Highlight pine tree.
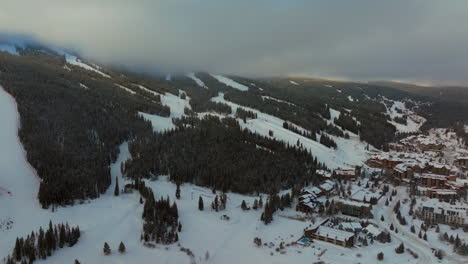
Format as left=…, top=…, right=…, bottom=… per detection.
left=377, top=252, right=384, bottom=261
left=423, top=233, right=427, bottom=241
left=198, top=196, right=204, bottom=211
left=74, top=260, right=81, bottom=264
left=253, top=199, right=258, bottom=210
left=175, top=183, right=181, bottom=199
left=103, top=242, right=111, bottom=255
left=14, top=237, right=22, bottom=261
left=259, top=196, right=263, bottom=208
left=410, top=225, right=415, bottom=233
left=241, top=200, right=248, bottom=210
left=395, top=242, right=404, bottom=254
left=114, top=177, right=120, bottom=196
left=381, top=215, right=384, bottom=221
left=118, top=241, right=126, bottom=254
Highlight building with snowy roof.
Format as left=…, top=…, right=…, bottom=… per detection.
left=304, top=225, right=355, bottom=247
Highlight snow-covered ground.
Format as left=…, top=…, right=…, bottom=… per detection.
left=211, top=93, right=370, bottom=169
left=210, top=74, right=249, bottom=91
left=139, top=89, right=191, bottom=132
left=3, top=84, right=468, bottom=264
left=384, top=99, right=426, bottom=133
left=260, top=95, right=296, bottom=106
left=187, top=73, right=208, bottom=89
left=115, top=83, right=137, bottom=95
left=289, top=80, right=300, bottom=86
left=51, top=48, right=110, bottom=78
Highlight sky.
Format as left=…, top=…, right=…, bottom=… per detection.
left=1, top=0, right=468, bottom=86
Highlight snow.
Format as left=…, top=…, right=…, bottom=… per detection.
left=51, top=48, right=111, bottom=78
left=384, top=99, right=426, bottom=133
left=261, top=95, right=296, bottom=106
left=348, top=95, right=354, bottom=102
left=0, top=43, right=19, bottom=55
left=139, top=90, right=191, bottom=132
left=210, top=74, right=249, bottom=91
left=79, top=83, right=89, bottom=90
left=289, top=80, right=300, bottom=86
left=187, top=72, right=208, bottom=89
left=115, top=84, right=136, bottom=95
left=211, top=93, right=370, bottom=169
left=0, top=82, right=461, bottom=264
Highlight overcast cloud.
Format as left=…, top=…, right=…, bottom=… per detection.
left=1, top=0, right=467, bottom=85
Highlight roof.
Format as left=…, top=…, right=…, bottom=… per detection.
left=340, top=222, right=362, bottom=230
left=364, top=225, right=382, bottom=236
left=419, top=173, right=448, bottom=180
left=314, top=226, right=354, bottom=241
left=334, top=169, right=355, bottom=176
left=316, top=169, right=332, bottom=178
left=320, top=182, right=334, bottom=192
left=337, top=199, right=371, bottom=208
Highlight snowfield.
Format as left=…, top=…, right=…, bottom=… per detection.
left=51, top=48, right=111, bottom=78
left=210, top=74, right=249, bottom=91
left=187, top=73, right=208, bottom=89
left=139, top=89, right=191, bottom=132
left=1, top=85, right=465, bottom=264
left=211, top=93, right=370, bottom=169
left=384, top=99, right=426, bottom=133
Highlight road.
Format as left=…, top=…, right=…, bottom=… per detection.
left=374, top=187, right=468, bottom=264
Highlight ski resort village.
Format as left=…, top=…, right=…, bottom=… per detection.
left=1, top=41, right=468, bottom=264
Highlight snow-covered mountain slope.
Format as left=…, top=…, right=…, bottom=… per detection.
left=51, top=48, right=111, bottom=78
left=210, top=93, right=370, bottom=169
left=210, top=74, right=249, bottom=91
left=139, top=88, right=191, bottom=132
left=384, top=98, right=426, bottom=133
left=187, top=72, right=208, bottom=89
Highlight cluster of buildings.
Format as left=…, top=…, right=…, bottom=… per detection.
left=420, top=200, right=468, bottom=226
left=299, top=167, right=378, bottom=219
left=366, top=146, right=466, bottom=201
left=297, top=179, right=335, bottom=213
left=302, top=219, right=387, bottom=248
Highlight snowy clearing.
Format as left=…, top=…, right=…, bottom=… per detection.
left=289, top=80, right=300, bottom=86
left=115, top=84, right=137, bottom=95
left=385, top=99, right=426, bottom=133
left=212, top=93, right=370, bottom=169
left=210, top=74, right=249, bottom=91
left=187, top=72, right=208, bottom=89
left=51, top=48, right=110, bottom=78
left=139, top=90, right=191, bottom=132
left=261, top=95, right=296, bottom=106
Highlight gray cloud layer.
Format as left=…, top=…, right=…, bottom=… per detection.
left=1, top=0, right=467, bottom=85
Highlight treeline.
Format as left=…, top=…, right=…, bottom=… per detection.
left=320, top=134, right=337, bottom=149
left=236, top=107, right=257, bottom=121
left=283, top=121, right=317, bottom=141
left=4, top=221, right=80, bottom=264
left=124, top=115, right=325, bottom=194
left=142, top=194, right=180, bottom=244
left=0, top=52, right=160, bottom=207
left=261, top=192, right=292, bottom=224
left=225, top=90, right=329, bottom=136
left=123, top=178, right=180, bottom=245
left=334, top=113, right=359, bottom=134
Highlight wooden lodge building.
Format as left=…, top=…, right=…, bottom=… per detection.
left=336, top=199, right=371, bottom=218
left=304, top=225, right=355, bottom=247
